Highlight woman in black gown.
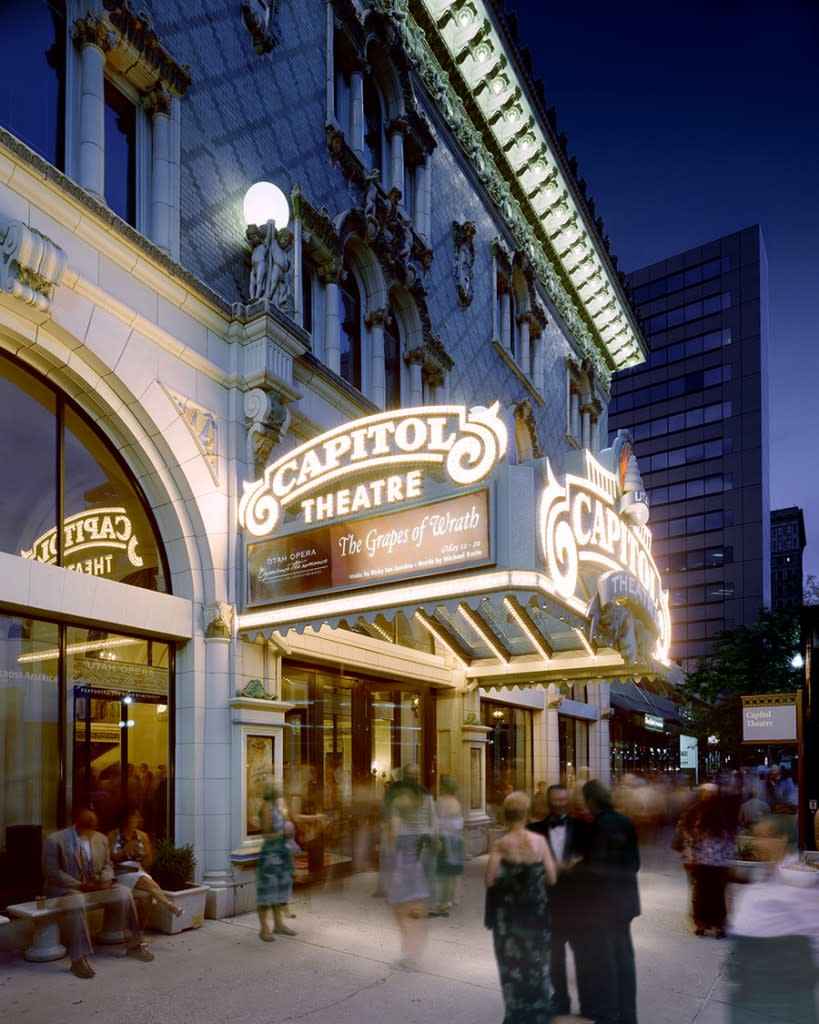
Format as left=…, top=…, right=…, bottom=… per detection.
left=485, top=791, right=558, bottom=1024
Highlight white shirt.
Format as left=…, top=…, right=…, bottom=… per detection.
left=549, top=821, right=568, bottom=864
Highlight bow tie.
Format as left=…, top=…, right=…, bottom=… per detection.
left=548, top=815, right=568, bottom=828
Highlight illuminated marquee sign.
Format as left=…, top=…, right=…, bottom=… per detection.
left=22, top=507, right=144, bottom=578
left=238, top=404, right=507, bottom=538
left=538, top=441, right=671, bottom=663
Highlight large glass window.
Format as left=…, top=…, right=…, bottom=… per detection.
left=1, top=352, right=167, bottom=592
left=339, top=272, right=362, bottom=391
left=482, top=701, right=532, bottom=818
left=104, top=78, right=138, bottom=226
left=384, top=315, right=402, bottom=410
left=0, top=614, right=172, bottom=901
left=0, top=0, right=66, bottom=169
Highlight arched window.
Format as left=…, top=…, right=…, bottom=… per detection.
left=0, top=0, right=66, bottom=169
left=384, top=315, right=402, bottom=410
left=0, top=350, right=168, bottom=592
left=340, top=271, right=362, bottom=391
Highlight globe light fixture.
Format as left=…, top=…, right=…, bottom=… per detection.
left=243, top=180, right=289, bottom=229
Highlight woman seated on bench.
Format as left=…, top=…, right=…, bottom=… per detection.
left=108, top=809, right=183, bottom=918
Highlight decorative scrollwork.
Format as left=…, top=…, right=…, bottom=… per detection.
left=0, top=220, right=66, bottom=313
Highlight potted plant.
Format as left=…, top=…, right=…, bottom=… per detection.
left=728, top=836, right=782, bottom=884
left=149, top=840, right=209, bottom=934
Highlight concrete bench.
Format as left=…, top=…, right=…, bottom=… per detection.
left=6, top=899, right=106, bottom=962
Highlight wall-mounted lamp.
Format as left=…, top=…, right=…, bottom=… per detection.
left=243, top=181, right=293, bottom=307
left=243, top=180, right=289, bottom=230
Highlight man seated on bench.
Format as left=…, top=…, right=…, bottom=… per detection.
left=43, top=808, right=156, bottom=979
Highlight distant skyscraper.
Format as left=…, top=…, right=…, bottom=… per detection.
left=610, top=226, right=770, bottom=671
left=770, top=507, right=806, bottom=613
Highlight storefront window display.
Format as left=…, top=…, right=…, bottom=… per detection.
left=0, top=614, right=172, bottom=903
left=482, top=700, right=532, bottom=820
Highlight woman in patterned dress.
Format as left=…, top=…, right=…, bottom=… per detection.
left=485, top=791, right=557, bottom=1024
left=256, top=784, right=296, bottom=942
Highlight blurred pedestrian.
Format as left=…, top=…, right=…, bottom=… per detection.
left=578, top=779, right=641, bottom=1024
left=485, top=791, right=557, bottom=1024
left=385, top=764, right=436, bottom=970
left=672, top=782, right=734, bottom=937
left=528, top=783, right=592, bottom=1019
left=430, top=775, right=464, bottom=916
left=256, top=783, right=296, bottom=942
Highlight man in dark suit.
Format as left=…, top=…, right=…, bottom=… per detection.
left=580, top=778, right=641, bottom=1024
left=43, top=808, right=155, bottom=979
left=528, top=783, right=591, bottom=1018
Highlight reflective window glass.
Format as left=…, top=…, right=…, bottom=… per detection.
left=63, top=407, right=166, bottom=591
left=684, top=266, right=702, bottom=287
left=686, top=479, right=704, bottom=498
left=686, top=408, right=704, bottom=429
left=685, top=336, right=703, bottom=357
left=705, top=511, right=724, bottom=531
left=104, top=78, right=137, bottom=226
left=667, top=272, right=684, bottom=292
left=0, top=355, right=57, bottom=561
left=0, top=0, right=65, bottom=168
left=668, top=413, right=686, bottom=434
left=0, top=615, right=60, bottom=841
left=667, top=306, right=684, bottom=328
left=340, top=271, right=362, bottom=390
left=702, top=294, right=722, bottom=316
left=684, top=301, right=702, bottom=322
left=384, top=314, right=402, bottom=410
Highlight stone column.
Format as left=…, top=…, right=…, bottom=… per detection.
left=581, top=406, right=592, bottom=448
left=350, top=61, right=366, bottom=156
left=366, top=307, right=388, bottom=408
left=74, top=16, right=111, bottom=202
left=591, top=414, right=600, bottom=453
left=199, top=603, right=235, bottom=903
left=531, top=332, right=544, bottom=393
left=461, top=723, right=492, bottom=857
left=422, top=154, right=432, bottom=240
left=406, top=348, right=425, bottom=407
left=499, top=290, right=511, bottom=350
left=320, top=261, right=343, bottom=375
left=144, top=87, right=173, bottom=254
left=517, top=313, right=530, bottom=375
left=544, top=684, right=563, bottom=783
left=570, top=391, right=580, bottom=439
left=388, top=118, right=406, bottom=199
left=585, top=682, right=611, bottom=783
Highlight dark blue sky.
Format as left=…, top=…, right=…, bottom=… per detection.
left=508, top=0, right=819, bottom=580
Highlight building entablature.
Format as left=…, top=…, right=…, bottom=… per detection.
left=373, top=0, right=645, bottom=387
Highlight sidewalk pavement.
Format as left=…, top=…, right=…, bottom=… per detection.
left=1, top=841, right=736, bottom=1024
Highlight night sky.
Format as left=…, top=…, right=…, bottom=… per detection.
left=507, top=1, right=819, bottom=580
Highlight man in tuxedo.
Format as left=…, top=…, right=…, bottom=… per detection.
left=43, top=808, right=155, bottom=979
left=580, top=779, right=641, bottom=1024
left=528, top=783, right=591, bottom=1017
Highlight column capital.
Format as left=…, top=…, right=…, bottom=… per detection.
left=364, top=306, right=390, bottom=329
left=316, top=258, right=343, bottom=285
left=72, top=15, right=113, bottom=53
left=142, top=85, right=172, bottom=118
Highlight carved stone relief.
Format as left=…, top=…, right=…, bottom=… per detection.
left=0, top=221, right=66, bottom=314
left=452, top=220, right=476, bottom=307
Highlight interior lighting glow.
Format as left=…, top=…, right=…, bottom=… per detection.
left=17, top=636, right=136, bottom=664
left=490, top=75, right=507, bottom=95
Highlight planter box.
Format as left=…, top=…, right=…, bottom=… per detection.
left=149, top=883, right=209, bottom=934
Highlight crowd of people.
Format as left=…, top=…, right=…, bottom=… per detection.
left=24, top=758, right=809, bottom=1024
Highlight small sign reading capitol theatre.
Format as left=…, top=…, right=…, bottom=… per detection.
left=239, top=405, right=507, bottom=604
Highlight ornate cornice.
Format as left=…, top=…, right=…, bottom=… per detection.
left=102, top=1, right=192, bottom=97
left=387, top=0, right=646, bottom=386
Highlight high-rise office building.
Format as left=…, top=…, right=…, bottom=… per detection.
left=771, top=507, right=806, bottom=613
left=609, top=227, right=770, bottom=670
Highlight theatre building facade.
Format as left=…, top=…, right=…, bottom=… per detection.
left=0, top=0, right=675, bottom=908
